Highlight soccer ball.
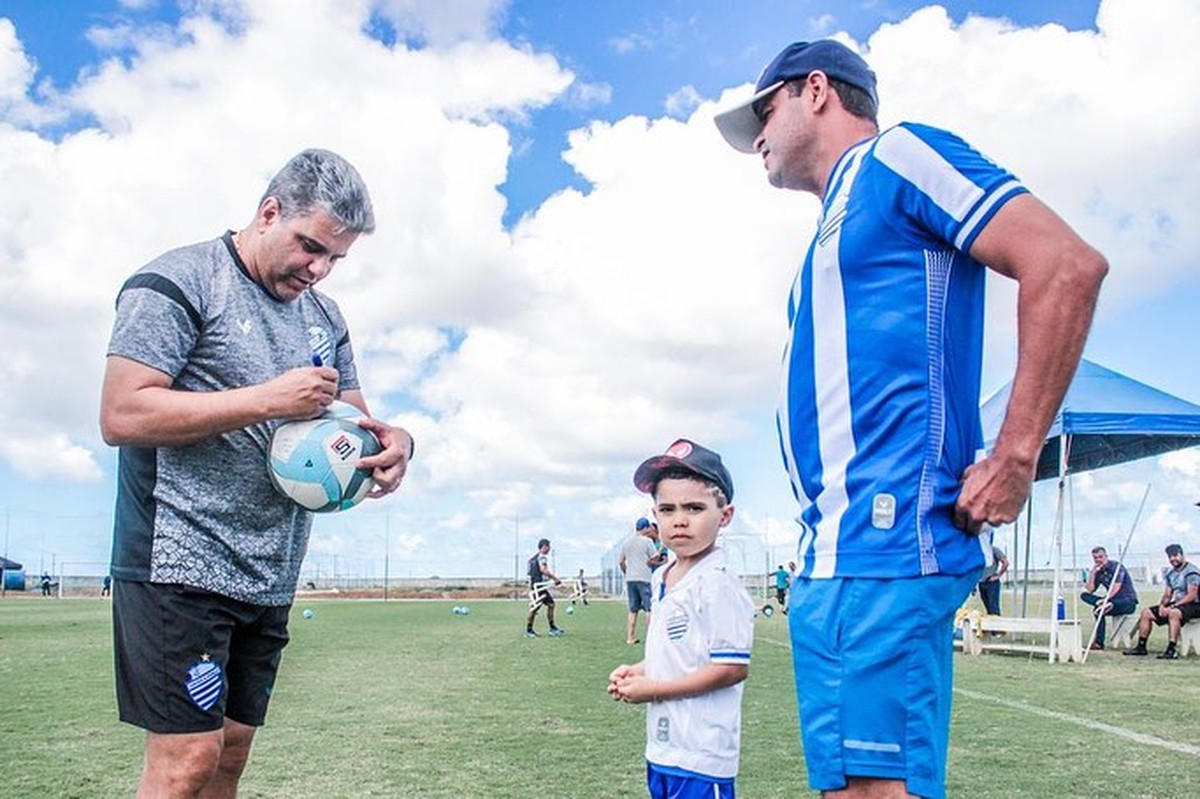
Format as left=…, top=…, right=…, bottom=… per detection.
left=268, top=414, right=381, bottom=512
left=452, top=606, right=463, bottom=615
left=460, top=606, right=470, bottom=616
left=565, top=605, right=575, bottom=615
left=302, top=608, right=315, bottom=619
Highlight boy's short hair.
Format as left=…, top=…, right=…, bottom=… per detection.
left=1165, top=543, right=1184, bottom=557
left=537, top=538, right=551, bottom=550
left=649, top=465, right=729, bottom=508
left=1091, top=546, right=1107, bottom=555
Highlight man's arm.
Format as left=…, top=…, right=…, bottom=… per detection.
left=994, top=552, right=1009, bottom=579
left=1178, top=580, right=1199, bottom=607
left=99, top=355, right=338, bottom=447
left=955, top=194, right=1108, bottom=532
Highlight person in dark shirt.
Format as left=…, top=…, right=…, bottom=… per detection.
left=1080, top=546, right=1138, bottom=649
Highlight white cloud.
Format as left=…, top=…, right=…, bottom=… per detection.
left=609, top=33, right=653, bottom=55
left=564, top=80, right=612, bottom=110
left=664, top=84, right=702, bottom=117
left=375, top=0, right=508, bottom=45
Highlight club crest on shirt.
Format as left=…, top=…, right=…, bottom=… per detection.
left=666, top=610, right=689, bottom=641
left=308, top=326, right=334, bottom=368
left=185, top=655, right=223, bottom=711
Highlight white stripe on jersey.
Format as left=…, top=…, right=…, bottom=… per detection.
left=806, top=146, right=869, bottom=579
left=874, top=126, right=983, bottom=227
left=957, top=178, right=1024, bottom=250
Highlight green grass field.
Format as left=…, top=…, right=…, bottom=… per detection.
left=1, top=594, right=1196, bottom=798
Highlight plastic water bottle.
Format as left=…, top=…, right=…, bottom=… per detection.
left=1056, top=597, right=1065, bottom=620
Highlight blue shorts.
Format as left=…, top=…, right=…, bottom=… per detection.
left=788, top=571, right=978, bottom=799
left=627, top=581, right=653, bottom=613
left=646, top=762, right=734, bottom=799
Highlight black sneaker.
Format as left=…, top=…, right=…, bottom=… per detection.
left=524, top=629, right=539, bottom=638
left=1157, top=648, right=1179, bottom=660
left=1123, top=647, right=1148, bottom=656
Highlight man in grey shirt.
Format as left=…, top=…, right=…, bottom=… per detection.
left=1124, top=543, right=1200, bottom=659
left=100, top=149, right=413, bottom=797
left=620, top=517, right=666, bottom=644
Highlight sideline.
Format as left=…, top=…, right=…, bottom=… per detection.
left=756, top=632, right=1200, bottom=758
left=953, top=687, right=1200, bottom=758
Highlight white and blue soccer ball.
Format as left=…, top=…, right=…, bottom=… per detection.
left=268, top=414, right=381, bottom=512
left=565, top=605, right=575, bottom=615
left=460, top=606, right=470, bottom=615
left=302, top=608, right=315, bottom=619
left=452, top=606, right=463, bottom=615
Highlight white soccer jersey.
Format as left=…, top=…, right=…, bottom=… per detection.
left=644, top=547, right=755, bottom=779
left=779, top=122, right=1027, bottom=581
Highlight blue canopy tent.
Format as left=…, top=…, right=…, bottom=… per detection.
left=981, top=360, right=1200, bottom=659
left=982, top=359, right=1200, bottom=481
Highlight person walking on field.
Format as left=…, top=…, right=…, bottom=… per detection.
left=715, top=38, right=1106, bottom=798
left=101, top=149, right=413, bottom=799
left=525, top=538, right=565, bottom=637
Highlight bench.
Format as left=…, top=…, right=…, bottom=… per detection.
left=1180, top=619, right=1200, bottom=656
left=1106, top=613, right=1200, bottom=655
left=957, top=614, right=1083, bottom=663
left=1106, top=613, right=1138, bottom=649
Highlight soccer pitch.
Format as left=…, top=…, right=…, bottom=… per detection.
left=1, top=596, right=1195, bottom=798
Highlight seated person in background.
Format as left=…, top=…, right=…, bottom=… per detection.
left=1124, top=544, right=1200, bottom=659
left=1080, top=545, right=1137, bottom=650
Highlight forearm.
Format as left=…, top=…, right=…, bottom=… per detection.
left=993, top=258, right=1106, bottom=466
left=101, top=383, right=280, bottom=447
left=649, top=664, right=748, bottom=702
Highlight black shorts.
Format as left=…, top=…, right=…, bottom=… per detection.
left=531, top=587, right=555, bottom=608
left=113, top=580, right=291, bottom=734
left=1150, top=602, right=1200, bottom=624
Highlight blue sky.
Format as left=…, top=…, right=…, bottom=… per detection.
left=1, top=0, right=1197, bottom=581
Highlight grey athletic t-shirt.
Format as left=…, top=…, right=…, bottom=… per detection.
left=107, top=233, right=360, bottom=605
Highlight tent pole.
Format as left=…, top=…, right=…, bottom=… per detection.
left=1049, top=434, right=1069, bottom=663
left=1021, top=493, right=1032, bottom=618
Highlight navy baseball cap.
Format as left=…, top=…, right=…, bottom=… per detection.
left=635, top=517, right=652, bottom=530
left=714, top=39, right=877, bottom=153
left=634, top=439, right=734, bottom=502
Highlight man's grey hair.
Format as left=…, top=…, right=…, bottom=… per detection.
left=261, top=148, right=375, bottom=234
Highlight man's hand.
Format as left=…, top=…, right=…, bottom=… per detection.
left=954, top=450, right=1037, bottom=535
left=355, top=417, right=414, bottom=497
left=263, top=365, right=339, bottom=420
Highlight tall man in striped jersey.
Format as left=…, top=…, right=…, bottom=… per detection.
left=715, top=41, right=1106, bottom=799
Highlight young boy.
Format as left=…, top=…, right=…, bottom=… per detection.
left=608, top=438, right=755, bottom=798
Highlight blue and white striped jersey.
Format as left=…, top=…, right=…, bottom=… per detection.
left=779, top=123, right=1027, bottom=580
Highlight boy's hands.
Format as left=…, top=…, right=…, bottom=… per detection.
left=608, top=663, right=653, bottom=703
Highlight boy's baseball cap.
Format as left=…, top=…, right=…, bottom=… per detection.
left=635, top=517, right=652, bottom=530
left=634, top=439, right=734, bottom=502
left=714, top=39, right=877, bottom=153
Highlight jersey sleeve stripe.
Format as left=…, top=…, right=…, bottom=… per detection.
left=118, top=273, right=202, bottom=333
left=953, top=179, right=1028, bottom=252
left=874, top=126, right=984, bottom=223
